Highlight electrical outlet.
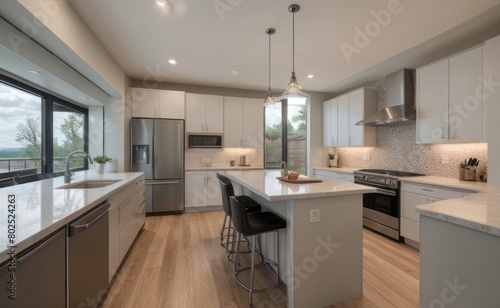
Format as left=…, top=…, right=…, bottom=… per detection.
left=441, top=154, right=449, bottom=164
left=310, top=209, right=320, bottom=223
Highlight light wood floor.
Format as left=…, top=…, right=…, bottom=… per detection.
left=102, top=211, right=419, bottom=308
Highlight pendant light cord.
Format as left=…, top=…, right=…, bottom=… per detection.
left=292, top=10, right=295, bottom=73
left=269, top=31, right=272, bottom=92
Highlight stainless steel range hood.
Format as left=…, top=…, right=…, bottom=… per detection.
left=356, top=69, right=416, bottom=126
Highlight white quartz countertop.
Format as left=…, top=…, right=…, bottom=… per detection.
left=0, top=171, right=144, bottom=263
left=400, top=175, right=488, bottom=192
left=417, top=187, right=500, bottom=237
left=225, top=170, right=376, bottom=202
left=185, top=166, right=264, bottom=171
left=312, top=167, right=360, bottom=174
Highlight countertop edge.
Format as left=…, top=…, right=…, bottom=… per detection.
left=185, top=166, right=264, bottom=171
left=312, top=167, right=360, bottom=174
left=400, top=175, right=488, bottom=192
left=0, top=171, right=145, bottom=263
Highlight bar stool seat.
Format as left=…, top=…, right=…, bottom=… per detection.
left=230, top=196, right=286, bottom=305
left=216, top=173, right=261, bottom=261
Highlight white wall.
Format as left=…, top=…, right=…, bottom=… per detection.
left=485, top=35, right=500, bottom=186
left=3, top=0, right=128, bottom=171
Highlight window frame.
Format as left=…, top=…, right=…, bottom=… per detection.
left=0, top=73, right=89, bottom=179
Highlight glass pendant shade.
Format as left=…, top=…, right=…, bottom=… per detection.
left=263, top=91, right=276, bottom=107
left=263, top=28, right=276, bottom=106
left=281, top=4, right=308, bottom=100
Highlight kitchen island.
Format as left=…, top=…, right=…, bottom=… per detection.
left=225, top=170, right=376, bottom=308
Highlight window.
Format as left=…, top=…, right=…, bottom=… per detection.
left=0, top=74, right=89, bottom=180
left=265, top=97, right=308, bottom=174
left=0, top=82, right=42, bottom=176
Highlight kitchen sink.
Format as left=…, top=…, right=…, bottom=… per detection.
left=57, top=180, right=121, bottom=189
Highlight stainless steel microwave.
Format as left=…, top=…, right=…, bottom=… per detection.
left=188, top=133, right=223, bottom=148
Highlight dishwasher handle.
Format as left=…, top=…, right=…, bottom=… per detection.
left=69, top=200, right=110, bottom=237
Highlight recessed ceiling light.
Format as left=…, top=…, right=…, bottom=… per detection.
left=82, top=96, right=90, bottom=100
left=231, top=70, right=239, bottom=76
left=26, top=69, right=40, bottom=74
left=155, top=0, right=173, bottom=13
left=155, top=0, right=166, bottom=6
left=307, top=74, right=314, bottom=79
left=168, top=59, right=177, bottom=65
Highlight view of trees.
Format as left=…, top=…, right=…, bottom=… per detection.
left=265, top=103, right=307, bottom=168
left=2, top=113, right=85, bottom=171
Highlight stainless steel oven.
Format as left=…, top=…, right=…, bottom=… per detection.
left=354, top=169, right=424, bottom=241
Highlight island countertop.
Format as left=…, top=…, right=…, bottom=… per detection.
left=0, top=171, right=144, bottom=263
left=225, top=170, right=376, bottom=202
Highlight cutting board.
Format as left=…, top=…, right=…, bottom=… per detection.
left=276, top=176, right=323, bottom=184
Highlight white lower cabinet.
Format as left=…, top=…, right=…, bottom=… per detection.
left=185, top=170, right=223, bottom=207
left=312, top=169, right=354, bottom=183
left=108, top=206, right=120, bottom=282
left=108, top=177, right=145, bottom=281
left=400, top=182, right=473, bottom=245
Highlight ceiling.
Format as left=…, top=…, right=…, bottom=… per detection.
left=69, top=0, right=500, bottom=94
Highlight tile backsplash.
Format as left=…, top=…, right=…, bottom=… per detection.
left=185, top=148, right=263, bottom=168
left=327, top=82, right=488, bottom=179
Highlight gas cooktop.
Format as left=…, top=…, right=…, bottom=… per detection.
left=356, top=169, right=425, bottom=177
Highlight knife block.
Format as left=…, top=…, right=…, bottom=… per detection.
left=459, top=166, right=476, bottom=181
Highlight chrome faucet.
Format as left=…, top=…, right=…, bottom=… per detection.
left=65, top=150, right=93, bottom=183
left=281, top=160, right=288, bottom=177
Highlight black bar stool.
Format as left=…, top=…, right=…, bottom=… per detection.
left=230, top=196, right=286, bottom=305
left=216, top=173, right=261, bottom=261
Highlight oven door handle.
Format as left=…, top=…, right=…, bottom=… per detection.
left=376, top=188, right=397, bottom=197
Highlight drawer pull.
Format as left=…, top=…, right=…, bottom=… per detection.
left=422, top=188, right=434, bottom=192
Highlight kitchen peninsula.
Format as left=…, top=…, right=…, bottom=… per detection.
left=225, top=170, right=376, bottom=308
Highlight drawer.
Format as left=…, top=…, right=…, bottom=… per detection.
left=313, top=169, right=336, bottom=180
left=337, top=173, right=354, bottom=183
left=401, top=217, right=420, bottom=243
left=401, top=182, right=473, bottom=200
left=400, top=191, right=442, bottom=222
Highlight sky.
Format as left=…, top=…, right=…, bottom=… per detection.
left=0, top=82, right=70, bottom=150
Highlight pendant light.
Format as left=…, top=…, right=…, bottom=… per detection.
left=263, top=28, right=276, bottom=107
left=281, top=4, right=308, bottom=99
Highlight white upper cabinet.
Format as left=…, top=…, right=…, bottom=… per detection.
left=348, top=88, right=376, bottom=147
left=224, top=97, right=263, bottom=148
left=417, top=45, right=484, bottom=143
left=131, top=88, right=185, bottom=119
left=159, top=90, right=186, bottom=119
left=323, top=98, right=338, bottom=147
left=243, top=98, right=264, bottom=148
left=186, top=93, right=224, bottom=133
left=324, top=88, right=376, bottom=147
left=131, top=88, right=159, bottom=118
left=337, top=94, right=349, bottom=146
left=224, top=97, right=244, bottom=147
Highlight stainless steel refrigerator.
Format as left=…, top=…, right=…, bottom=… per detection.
left=131, top=118, right=184, bottom=214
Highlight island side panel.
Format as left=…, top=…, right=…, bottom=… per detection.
left=289, top=195, right=363, bottom=307
left=420, top=215, right=500, bottom=307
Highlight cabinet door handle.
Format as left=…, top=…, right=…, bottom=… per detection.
left=201, top=123, right=204, bottom=131
left=450, top=128, right=454, bottom=139
left=422, top=188, right=434, bottom=192
left=442, top=126, right=445, bottom=139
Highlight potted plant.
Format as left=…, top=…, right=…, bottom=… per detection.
left=93, top=155, right=111, bottom=174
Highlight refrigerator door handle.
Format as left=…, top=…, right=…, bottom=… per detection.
left=146, top=180, right=181, bottom=185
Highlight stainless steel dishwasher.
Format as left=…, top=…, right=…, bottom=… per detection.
left=68, top=199, right=110, bottom=308
left=0, top=228, right=66, bottom=308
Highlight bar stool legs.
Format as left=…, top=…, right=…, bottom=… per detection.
left=234, top=231, right=281, bottom=305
